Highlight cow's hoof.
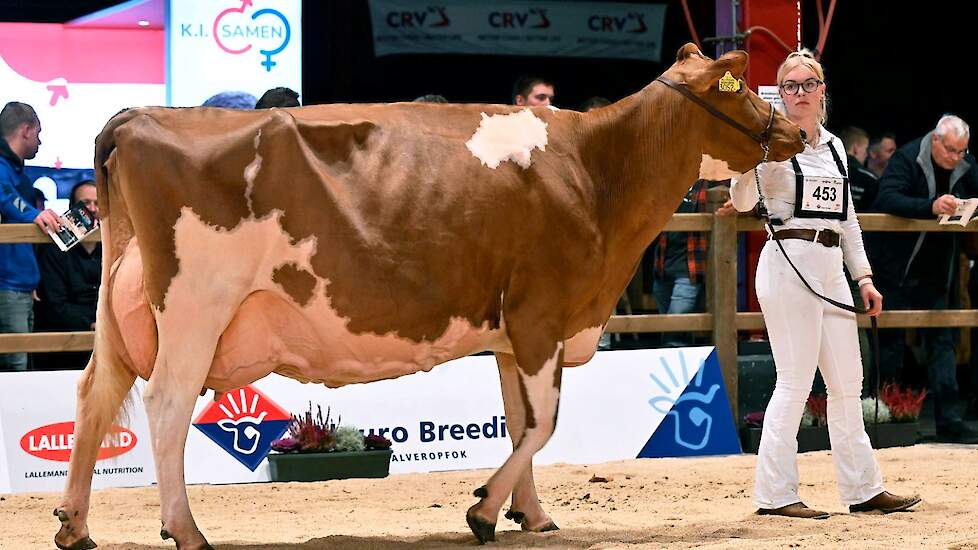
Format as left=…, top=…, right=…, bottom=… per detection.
left=55, top=537, right=97, bottom=550
left=54, top=508, right=97, bottom=550
left=531, top=521, right=559, bottom=532
left=160, top=525, right=214, bottom=549
left=504, top=509, right=525, bottom=524
left=466, top=504, right=496, bottom=544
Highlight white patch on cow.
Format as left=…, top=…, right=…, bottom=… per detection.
left=465, top=109, right=548, bottom=170
left=243, top=129, right=263, bottom=214
left=162, top=207, right=513, bottom=390
left=518, top=342, right=563, bottom=427
left=699, top=153, right=740, bottom=181
left=547, top=105, right=560, bottom=112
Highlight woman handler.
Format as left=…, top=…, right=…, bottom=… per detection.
left=730, top=50, right=920, bottom=519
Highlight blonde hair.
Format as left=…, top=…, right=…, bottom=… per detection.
left=777, top=49, right=829, bottom=125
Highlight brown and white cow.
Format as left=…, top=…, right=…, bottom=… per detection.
left=54, top=44, right=803, bottom=549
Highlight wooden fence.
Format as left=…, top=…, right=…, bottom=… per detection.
left=3, top=207, right=978, bottom=421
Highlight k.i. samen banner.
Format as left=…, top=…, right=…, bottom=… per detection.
left=368, top=0, right=667, bottom=62
left=0, top=348, right=740, bottom=493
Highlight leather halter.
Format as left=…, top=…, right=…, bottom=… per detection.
left=655, top=75, right=776, bottom=151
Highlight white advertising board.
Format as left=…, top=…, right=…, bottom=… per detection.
left=1, top=347, right=735, bottom=494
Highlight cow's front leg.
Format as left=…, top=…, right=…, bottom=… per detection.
left=144, top=328, right=220, bottom=550
left=495, top=352, right=558, bottom=533
left=468, top=341, right=564, bottom=544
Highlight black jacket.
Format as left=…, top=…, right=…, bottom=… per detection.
left=847, top=154, right=879, bottom=212
left=869, top=132, right=978, bottom=286
left=35, top=243, right=101, bottom=331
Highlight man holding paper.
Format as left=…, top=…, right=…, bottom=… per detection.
left=869, top=114, right=978, bottom=442
left=0, top=101, right=62, bottom=371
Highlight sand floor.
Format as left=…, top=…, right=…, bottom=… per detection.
left=3, top=444, right=977, bottom=549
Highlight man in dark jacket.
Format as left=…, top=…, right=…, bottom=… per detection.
left=839, top=126, right=879, bottom=211
left=870, top=114, right=978, bottom=443
left=0, top=102, right=62, bottom=371
left=34, top=181, right=101, bottom=370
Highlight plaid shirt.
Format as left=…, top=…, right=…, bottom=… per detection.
left=653, top=180, right=709, bottom=284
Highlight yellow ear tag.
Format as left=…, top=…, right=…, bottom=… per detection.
left=718, top=71, right=741, bottom=93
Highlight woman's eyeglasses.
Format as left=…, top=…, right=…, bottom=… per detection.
left=779, top=78, right=822, bottom=96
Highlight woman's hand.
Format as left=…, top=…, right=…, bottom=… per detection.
left=860, top=282, right=883, bottom=316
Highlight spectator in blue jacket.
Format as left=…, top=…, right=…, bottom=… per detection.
left=0, top=102, right=62, bottom=371
left=869, top=114, right=978, bottom=443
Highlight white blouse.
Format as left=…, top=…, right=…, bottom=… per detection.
left=730, top=125, right=872, bottom=279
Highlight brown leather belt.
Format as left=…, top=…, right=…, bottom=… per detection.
left=772, top=228, right=840, bottom=248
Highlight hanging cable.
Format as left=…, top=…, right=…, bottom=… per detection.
left=744, top=25, right=795, bottom=56
left=680, top=0, right=703, bottom=51
left=813, top=0, right=837, bottom=60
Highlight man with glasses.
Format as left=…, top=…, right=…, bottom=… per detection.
left=869, top=114, right=978, bottom=443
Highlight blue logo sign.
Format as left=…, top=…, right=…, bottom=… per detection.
left=638, top=349, right=741, bottom=457
left=192, top=386, right=290, bottom=471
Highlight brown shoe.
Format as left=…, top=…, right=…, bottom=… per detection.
left=849, top=491, right=921, bottom=514
left=756, top=502, right=830, bottom=519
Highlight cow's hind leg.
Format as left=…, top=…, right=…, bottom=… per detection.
left=55, top=342, right=136, bottom=549
left=468, top=340, right=564, bottom=543
left=495, top=352, right=558, bottom=533
left=144, top=326, right=222, bottom=550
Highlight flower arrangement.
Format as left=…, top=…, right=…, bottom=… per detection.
left=270, top=402, right=392, bottom=454
left=862, top=397, right=891, bottom=424
left=879, top=383, right=927, bottom=423
left=802, top=394, right=828, bottom=427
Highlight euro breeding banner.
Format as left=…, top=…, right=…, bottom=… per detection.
left=369, top=0, right=666, bottom=62
left=0, top=348, right=739, bottom=493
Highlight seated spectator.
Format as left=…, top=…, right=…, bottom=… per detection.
left=512, top=75, right=555, bottom=107
left=867, top=132, right=897, bottom=178
left=33, top=181, right=101, bottom=370
left=839, top=126, right=879, bottom=211
left=202, top=91, right=257, bottom=109
left=580, top=96, right=611, bottom=111
left=255, top=87, right=301, bottom=109
left=869, top=114, right=978, bottom=443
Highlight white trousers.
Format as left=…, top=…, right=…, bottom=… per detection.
left=753, top=239, right=884, bottom=509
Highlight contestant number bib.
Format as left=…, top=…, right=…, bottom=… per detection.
left=801, top=176, right=846, bottom=215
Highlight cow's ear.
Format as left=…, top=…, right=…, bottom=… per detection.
left=676, top=42, right=705, bottom=62
left=686, top=50, right=748, bottom=94
left=713, top=50, right=748, bottom=78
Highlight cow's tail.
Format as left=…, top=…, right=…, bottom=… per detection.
left=82, top=108, right=143, bottom=428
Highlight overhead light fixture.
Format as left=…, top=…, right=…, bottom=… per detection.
left=137, top=20, right=151, bottom=27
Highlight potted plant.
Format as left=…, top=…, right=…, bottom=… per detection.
left=864, top=383, right=925, bottom=449
left=740, top=385, right=925, bottom=454
left=266, top=402, right=393, bottom=482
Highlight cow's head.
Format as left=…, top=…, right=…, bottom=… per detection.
left=660, top=43, right=805, bottom=173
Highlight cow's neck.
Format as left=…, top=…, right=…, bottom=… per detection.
left=582, top=83, right=705, bottom=264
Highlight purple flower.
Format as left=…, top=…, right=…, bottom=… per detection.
left=270, top=437, right=301, bottom=453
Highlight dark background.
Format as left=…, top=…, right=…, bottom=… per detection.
left=0, top=0, right=970, bottom=146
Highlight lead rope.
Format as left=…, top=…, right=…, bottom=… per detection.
left=752, top=151, right=882, bottom=441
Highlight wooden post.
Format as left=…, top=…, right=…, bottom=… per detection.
left=707, top=186, right=739, bottom=423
